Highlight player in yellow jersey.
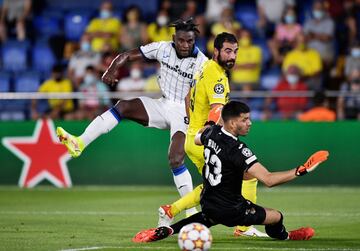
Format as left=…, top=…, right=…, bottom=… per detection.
left=158, top=32, right=267, bottom=237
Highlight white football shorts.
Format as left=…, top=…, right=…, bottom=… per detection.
left=139, top=97, right=188, bottom=138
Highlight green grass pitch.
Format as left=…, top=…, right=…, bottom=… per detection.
left=0, top=186, right=359, bottom=251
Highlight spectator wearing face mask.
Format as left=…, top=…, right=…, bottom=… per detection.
left=303, top=0, right=335, bottom=65
left=268, top=6, right=302, bottom=65
left=282, top=32, right=323, bottom=90
left=68, top=33, right=101, bottom=89
left=31, top=65, right=74, bottom=120
left=147, top=10, right=174, bottom=42
left=337, top=69, right=360, bottom=120
left=117, top=62, right=146, bottom=92
left=345, top=41, right=360, bottom=77
left=78, top=65, right=110, bottom=120
left=85, top=1, right=122, bottom=52
left=265, top=65, right=308, bottom=120
left=231, top=29, right=262, bottom=91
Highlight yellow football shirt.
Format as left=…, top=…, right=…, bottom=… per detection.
left=147, top=23, right=175, bottom=42
left=38, top=79, right=74, bottom=112
left=282, top=48, right=322, bottom=76
left=188, top=59, right=230, bottom=135
left=86, top=17, right=121, bottom=52
left=232, top=45, right=262, bottom=84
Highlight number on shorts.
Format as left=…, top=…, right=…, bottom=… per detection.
left=204, top=148, right=222, bottom=186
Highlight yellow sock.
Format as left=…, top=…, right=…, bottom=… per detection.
left=235, top=178, right=258, bottom=232
left=170, top=184, right=203, bottom=217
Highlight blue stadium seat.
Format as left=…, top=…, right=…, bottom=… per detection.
left=32, top=42, right=56, bottom=75
left=64, top=11, right=91, bottom=41
left=235, top=7, right=258, bottom=34
left=33, top=15, right=62, bottom=37
left=14, top=71, right=41, bottom=92
left=260, top=68, right=281, bottom=90
left=0, top=71, right=11, bottom=92
left=2, top=40, right=29, bottom=72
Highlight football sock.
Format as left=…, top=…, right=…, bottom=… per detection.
left=172, top=164, right=197, bottom=216
left=171, top=184, right=203, bottom=217
left=170, top=212, right=215, bottom=234
left=265, top=213, right=288, bottom=240
left=80, top=108, right=121, bottom=147
left=235, top=178, right=258, bottom=232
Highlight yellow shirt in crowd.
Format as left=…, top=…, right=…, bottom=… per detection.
left=232, top=45, right=262, bottom=84
left=282, top=48, right=322, bottom=76
left=188, top=59, right=230, bottom=135
left=86, top=17, right=121, bottom=52
left=147, top=23, right=174, bottom=42
left=38, top=79, right=74, bottom=112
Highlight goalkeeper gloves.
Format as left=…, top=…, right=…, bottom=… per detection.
left=296, top=150, right=329, bottom=176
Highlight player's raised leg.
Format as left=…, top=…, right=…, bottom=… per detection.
left=57, top=98, right=148, bottom=157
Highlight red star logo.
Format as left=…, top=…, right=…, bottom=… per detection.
left=2, top=119, right=71, bottom=188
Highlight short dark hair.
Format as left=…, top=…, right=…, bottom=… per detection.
left=86, top=65, right=96, bottom=71
left=52, top=64, right=63, bottom=73
left=222, top=101, right=250, bottom=122
left=214, top=32, right=238, bottom=50
left=169, top=17, right=200, bottom=34
left=313, top=91, right=326, bottom=106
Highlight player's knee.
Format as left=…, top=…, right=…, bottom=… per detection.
left=169, top=154, right=184, bottom=168
left=115, top=100, right=131, bottom=118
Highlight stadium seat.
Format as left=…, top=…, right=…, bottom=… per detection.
left=2, top=40, right=29, bottom=72
left=14, top=71, right=41, bottom=92
left=33, top=15, right=62, bottom=37
left=0, top=71, right=11, bottom=92
left=235, top=6, right=258, bottom=34
left=260, top=68, right=281, bottom=90
left=32, top=42, right=57, bottom=75
left=64, top=11, right=91, bottom=41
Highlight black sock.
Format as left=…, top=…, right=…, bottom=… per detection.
left=170, top=212, right=216, bottom=234
left=265, top=212, right=289, bottom=240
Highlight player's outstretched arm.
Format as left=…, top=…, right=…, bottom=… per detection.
left=102, top=48, right=143, bottom=86
left=248, top=150, right=329, bottom=187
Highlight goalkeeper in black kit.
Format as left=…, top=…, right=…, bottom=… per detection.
left=133, top=101, right=329, bottom=242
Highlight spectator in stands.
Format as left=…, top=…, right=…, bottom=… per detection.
left=283, top=32, right=323, bottom=90
left=85, top=1, right=121, bottom=52
left=147, top=9, right=174, bottom=42
left=207, top=8, right=241, bottom=53
left=0, top=0, right=31, bottom=42
left=31, top=65, right=74, bottom=120
left=298, top=92, right=336, bottom=122
left=345, top=41, right=360, bottom=77
left=77, top=65, right=110, bottom=120
left=205, top=0, right=235, bottom=24
left=117, top=62, right=146, bottom=92
left=120, top=5, right=148, bottom=52
left=256, top=0, right=295, bottom=38
left=265, top=65, right=308, bottom=120
left=231, top=29, right=262, bottom=91
left=144, top=67, right=161, bottom=93
left=337, top=69, right=360, bottom=120
left=268, top=6, right=302, bottom=65
left=68, top=33, right=101, bottom=89
left=303, top=0, right=335, bottom=66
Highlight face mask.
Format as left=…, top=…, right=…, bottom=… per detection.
left=285, top=15, right=296, bottom=24
left=81, top=42, right=91, bottom=52
left=313, top=10, right=324, bottom=20
left=286, top=74, right=299, bottom=85
left=157, top=16, right=168, bottom=26
left=239, top=38, right=251, bottom=47
left=130, top=69, right=142, bottom=79
left=351, top=48, right=360, bottom=58
left=84, top=74, right=96, bottom=84
left=100, top=10, right=112, bottom=19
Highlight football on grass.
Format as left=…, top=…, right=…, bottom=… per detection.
left=178, top=223, right=212, bottom=251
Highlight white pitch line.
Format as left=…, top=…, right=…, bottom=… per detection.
left=60, top=246, right=360, bottom=251
left=1, top=211, right=359, bottom=217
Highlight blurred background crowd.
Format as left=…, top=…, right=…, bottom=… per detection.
left=0, top=0, right=359, bottom=121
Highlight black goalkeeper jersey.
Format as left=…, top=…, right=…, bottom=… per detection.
left=200, top=125, right=258, bottom=209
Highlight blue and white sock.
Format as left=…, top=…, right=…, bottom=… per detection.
left=80, top=107, right=121, bottom=147
left=172, top=164, right=198, bottom=216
